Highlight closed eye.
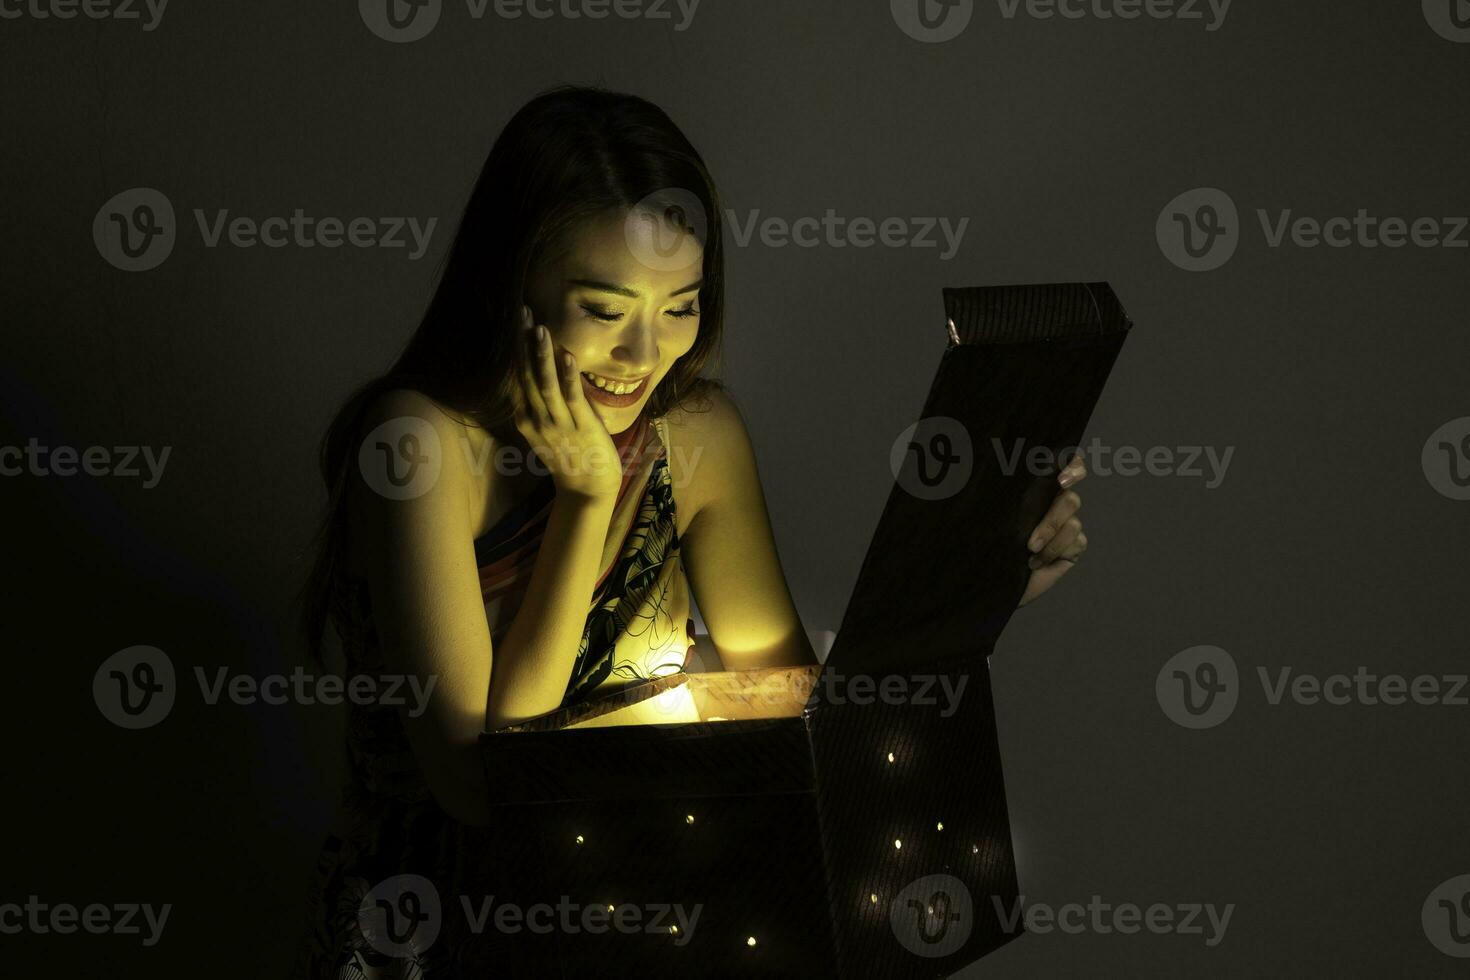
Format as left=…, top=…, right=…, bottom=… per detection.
left=581, top=304, right=700, bottom=322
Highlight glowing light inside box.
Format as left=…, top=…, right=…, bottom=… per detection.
left=869, top=893, right=878, bottom=904
left=575, top=835, right=584, bottom=845
left=886, top=751, right=895, bottom=763
left=685, top=814, right=695, bottom=825
left=893, top=839, right=902, bottom=850
left=645, top=683, right=700, bottom=723
left=746, top=936, right=757, bottom=947
left=936, top=821, right=944, bottom=831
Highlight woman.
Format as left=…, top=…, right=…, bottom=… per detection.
left=293, top=84, right=1089, bottom=977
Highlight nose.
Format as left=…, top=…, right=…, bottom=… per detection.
left=609, top=312, right=660, bottom=377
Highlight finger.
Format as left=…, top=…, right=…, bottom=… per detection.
left=518, top=335, right=549, bottom=425
left=1059, top=454, right=1088, bottom=488
left=1020, top=557, right=1077, bottom=606
left=532, top=325, right=573, bottom=428
left=1059, top=530, right=1088, bottom=563
left=1028, top=489, right=1081, bottom=553
left=1032, top=517, right=1082, bottom=568
left=558, top=349, right=594, bottom=427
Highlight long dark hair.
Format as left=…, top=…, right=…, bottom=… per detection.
left=297, top=85, right=726, bottom=664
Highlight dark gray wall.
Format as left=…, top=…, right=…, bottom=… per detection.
left=3, top=0, right=1467, bottom=975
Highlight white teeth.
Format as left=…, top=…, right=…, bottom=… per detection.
left=582, top=372, right=642, bottom=395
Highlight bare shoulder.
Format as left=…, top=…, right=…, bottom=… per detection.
left=659, top=381, right=757, bottom=525
left=345, top=387, right=479, bottom=566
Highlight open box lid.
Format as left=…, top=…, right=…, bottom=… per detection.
left=818, top=282, right=1133, bottom=681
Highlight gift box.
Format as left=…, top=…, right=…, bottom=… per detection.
left=464, top=282, right=1134, bottom=978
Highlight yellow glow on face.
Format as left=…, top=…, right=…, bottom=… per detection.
left=524, top=210, right=704, bottom=434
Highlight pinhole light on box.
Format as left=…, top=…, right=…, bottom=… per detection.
left=463, top=283, right=1134, bottom=978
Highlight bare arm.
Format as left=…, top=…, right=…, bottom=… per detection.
left=485, top=491, right=614, bottom=729
left=352, top=389, right=613, bottom=826
left=674, top=389, right=818, bottom=671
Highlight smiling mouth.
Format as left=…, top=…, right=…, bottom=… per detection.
left=580, top=370, right=650, bottom=407
left=580, top=370, right=649, bottom=395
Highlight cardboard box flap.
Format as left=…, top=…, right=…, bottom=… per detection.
left=819, top=282, right=1132, bottom=680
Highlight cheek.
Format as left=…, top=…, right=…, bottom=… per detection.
left=664, top=320, right=701, bottom=364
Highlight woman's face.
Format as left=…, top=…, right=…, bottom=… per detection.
left=523, top=208, right=705, bottom=434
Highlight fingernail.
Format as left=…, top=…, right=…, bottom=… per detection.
left=1028, top=556, right=1043, bottom=570
left=1029, top=535, right=1044, bottom=552
left=536, top=325, right=547, bottom=344
left=1059, top=472, right=1074, bottom=488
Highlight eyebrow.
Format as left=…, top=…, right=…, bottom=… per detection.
left=566, top=278, right=704, bottom=299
